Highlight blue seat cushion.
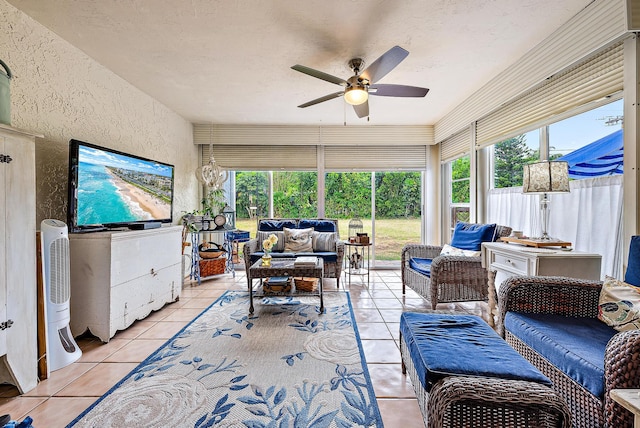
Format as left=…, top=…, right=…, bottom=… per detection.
left=505, top=312, right=617, bottom=399
left=625, top=235, right=640, bottom=286
left=250, top=251, right=337, bottom=264
left=409, top=257, right=432, bottom=277
left=299, top=219, right=336, bottom=232
left=258, top=220, right=297, bottom=232
left=400, top=313, right=550, bottom=392
left=450, top=222, right=497, bottom=251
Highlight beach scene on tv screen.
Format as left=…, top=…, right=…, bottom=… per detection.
left=77, top=146, right=173, bottom=226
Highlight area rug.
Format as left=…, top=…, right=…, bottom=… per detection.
left=67, top=291, right=383, bottom=427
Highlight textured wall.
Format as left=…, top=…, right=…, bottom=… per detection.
left=0, top=0, right=199, bottom=225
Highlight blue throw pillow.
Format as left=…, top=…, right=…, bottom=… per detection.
left=450, top=222, right=497, bottom=251
left=299, top=219, right=336, bottom=232
left=259, top=220, right=296, bottom=232
left=625, top=235, right=640, bottom=287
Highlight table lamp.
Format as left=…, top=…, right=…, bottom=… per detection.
left=522, top=161, right=570, bottom=240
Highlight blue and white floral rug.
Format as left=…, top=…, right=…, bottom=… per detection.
left=67, top=291, right=383, bottom=427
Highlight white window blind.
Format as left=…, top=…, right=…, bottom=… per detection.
left=324, top=146, right=427, bottom=171
left=203, top=145, right=317, bottom=170
left=476, top=42, right=624, bottom=148
left=440, top=128, right=472, bottom=163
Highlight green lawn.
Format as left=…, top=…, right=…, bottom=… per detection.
left=234, top=218, right=421, bottom=261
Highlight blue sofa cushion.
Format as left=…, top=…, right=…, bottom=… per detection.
left=258, top=220, right=297, bottom=232
left=505, top=312, right=617, bottom=399
left=299, top=219, right=336, bottom=233
left=625, top=235, right=640, bottom=287
left=450, top=222, right=497, bottom=251
left=250, top=251, right=337, bottom=264
left=409, top=258, right=432, bottom=277
left=400, top=313, right=550, bottom=392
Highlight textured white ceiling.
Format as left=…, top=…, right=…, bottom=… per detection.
left=8, top=0, right=591, bottom=126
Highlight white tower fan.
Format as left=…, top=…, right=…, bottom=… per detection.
left=40, top=219, right=82, bottom=373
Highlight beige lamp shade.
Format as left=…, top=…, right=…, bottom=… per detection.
left=522, top=161, right=570, bottom=194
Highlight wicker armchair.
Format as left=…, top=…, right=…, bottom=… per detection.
left=401, top=224, right=511, bottom=309
left=497, top=275, right=640, bottom=428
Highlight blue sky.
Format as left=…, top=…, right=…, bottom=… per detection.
left=79, top=145, right=173, bottom=178
left=523, top=99, right=624, bottom=155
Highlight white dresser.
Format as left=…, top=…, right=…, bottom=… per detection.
left=481, top=242, right=602, bottom=327
left=70, top=226, right=182, bottom=342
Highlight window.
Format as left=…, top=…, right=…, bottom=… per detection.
left=449, top=155, right=470, bottom=231
left=493, top=130, right=539, bottom=188
left=549, top=99, right=623, bottom=176
left=273, top=171, right=318, bottom=218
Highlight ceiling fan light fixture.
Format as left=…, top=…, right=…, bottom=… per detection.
left=344, top=86, right=368, bottom=105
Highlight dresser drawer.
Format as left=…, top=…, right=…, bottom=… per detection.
left=492, top=253, right=529, bottom=275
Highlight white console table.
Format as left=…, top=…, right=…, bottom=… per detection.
left=481, top=242, right=602, bottom=327
left=70, top=226, right=182, bottom=342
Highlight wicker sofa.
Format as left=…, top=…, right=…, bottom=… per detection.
left=497, top=275, right=640, bottom=428
left=402, top=223, right=511, bottom=309
left=242, top=218, right=344, bottom=286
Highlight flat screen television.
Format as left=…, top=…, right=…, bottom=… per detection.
left=67, top=139, right=175, bottom=232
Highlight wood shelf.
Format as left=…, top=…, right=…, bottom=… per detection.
left=499, top=236, right=572, bottom=248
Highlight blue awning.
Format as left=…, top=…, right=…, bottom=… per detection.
left=557, top=129, right=623, bottom=179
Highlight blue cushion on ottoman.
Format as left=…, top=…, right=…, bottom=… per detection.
left=409, top=258, right=432, bottom=277
left=400, top=313, right=550, bottom=391
left=505, top=312, right=617, bottom=399
left=450, top=222, right=497, bottom=251
left=625, top=235, right=640, bottom=287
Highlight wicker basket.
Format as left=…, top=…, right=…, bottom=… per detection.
left=294, top=277, right=318, bottom=292
left=199, top=257, right=226, bottom=277
left=264, top=277, right=292, bottom=293
left=198, top=242, right=226, bottom=259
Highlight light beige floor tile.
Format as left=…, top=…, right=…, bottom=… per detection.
left=368, top=363, right=416, bottom=398
left=357, top=322, right=394, bottom=340
left=24, top=362, right=97, bottom=397
left=361, top=339, right=401, bottom=364
left=56, top=363, right=138, bottom=397
left=76, top=337, right=131, bottom=363
left=23, top=397, right=96, bottom=428
left=0, top=396, right=47, bottom=421
left=137, top=321, right=187, bottom=340
left=111, top=320, right=156, bottom=340
left=103, top=339, right=167, bottom=363
left=377, top=398, right=424, bottom=428
left=161, top=307, right=208, bottom=322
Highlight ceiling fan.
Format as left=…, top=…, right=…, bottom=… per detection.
left=291, top=46, right=429, bottom=119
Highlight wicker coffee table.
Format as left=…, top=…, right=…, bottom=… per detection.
left=247, top=258, right=324, bottom=314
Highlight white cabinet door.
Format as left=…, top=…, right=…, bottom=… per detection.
left=0, top=135, right=8, bottom=357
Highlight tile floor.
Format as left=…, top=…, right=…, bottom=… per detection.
left=0, top=268, right=490, bottom=427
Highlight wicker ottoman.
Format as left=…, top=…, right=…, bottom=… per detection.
left=400, top=313, right=571, bottom=428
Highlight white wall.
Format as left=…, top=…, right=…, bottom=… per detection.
left=0, top=0, right=199, bottom=225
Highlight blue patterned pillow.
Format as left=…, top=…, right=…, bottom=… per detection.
left=450, top=222, right=497, bottom=251
left=312, top=231, right=337, bottom=252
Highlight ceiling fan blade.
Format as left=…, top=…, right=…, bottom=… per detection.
left=360, top=46, right=409, bottom=84
left=291, top=65, right=348, bottom=86
left=369, top=84, right=429, bottom=97
left=353, top=100, right=369, bottom=118
left=298, top=91, right=344, bottom=108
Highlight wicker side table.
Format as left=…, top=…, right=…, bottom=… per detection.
left=247, top=258, right=324, bottom=313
